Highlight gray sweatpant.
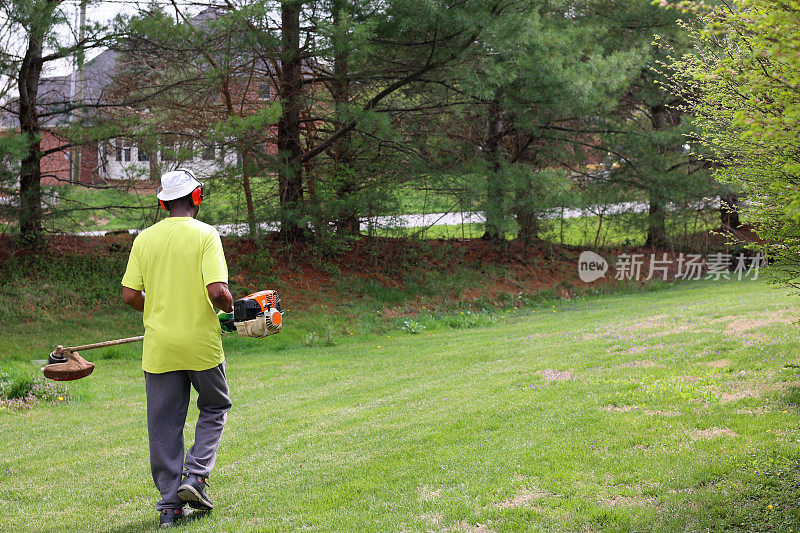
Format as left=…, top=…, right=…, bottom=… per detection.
left=144, top=363, right=231, bottom=511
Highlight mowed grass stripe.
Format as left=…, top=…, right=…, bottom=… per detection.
left=2, top=279, right=800, bottom=532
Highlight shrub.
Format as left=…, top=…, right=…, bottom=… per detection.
left=0, top=371, right=34, bottom=401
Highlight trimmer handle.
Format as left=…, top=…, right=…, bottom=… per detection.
left=64, top=336, right=145, bottom=352
left=47, top=336, right=145, bottom=365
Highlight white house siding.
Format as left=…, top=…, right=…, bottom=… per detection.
left=98, top=138, right=240, bottom=180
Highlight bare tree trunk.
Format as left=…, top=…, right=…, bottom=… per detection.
left=482, top=99, right=505, bottom=243
left=240, top=148, right=258, bottom=236
left=70, top=0, right=87, bottom=184
left=594, top=213, right=604, bottom=248
left=303, top=158, right=323, bottom=234
left=513, top=138, right=539, bottom=247
left=148, top=147, right=159, bottom=184
left=237, top=131, right=259, bottom=236
left=650, top=103, right=668, bottom=131
left=277, top=1, right=305, bottom=241
left=208, top=66, right=259, bottom=237
left=18, top=13, right=48, bottom=246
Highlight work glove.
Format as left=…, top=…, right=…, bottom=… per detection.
left=217, top=310, right=236, bottom=333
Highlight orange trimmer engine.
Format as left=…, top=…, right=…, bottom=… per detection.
left=233, top=290, right=283, bottom=338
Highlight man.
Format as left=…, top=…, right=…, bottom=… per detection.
left=121, top=168, right=234, bottom=528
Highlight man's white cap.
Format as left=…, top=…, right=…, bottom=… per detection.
left=156, top=169, right=202, bottom=201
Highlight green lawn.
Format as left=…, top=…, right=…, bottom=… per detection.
left=3, top=279, right=800, bottom=532
left=537, top=211, right=720, bottom=248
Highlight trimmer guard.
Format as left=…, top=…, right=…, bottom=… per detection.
left=42, top=347, right=95, bottom=381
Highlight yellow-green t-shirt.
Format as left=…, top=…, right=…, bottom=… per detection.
left=121, top=217, right=228, bottom=373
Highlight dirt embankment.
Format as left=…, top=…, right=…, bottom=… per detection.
left=0, top=233, right=739, bottom=314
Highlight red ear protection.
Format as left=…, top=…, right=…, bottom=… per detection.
left=157, top=185, right=168, bottom=211
left=191, top=183, right=204, bottom=206
left=156, top=175, right=203, bottom=211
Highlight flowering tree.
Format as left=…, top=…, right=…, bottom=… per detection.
left=665, top=0, right=800, bottom=286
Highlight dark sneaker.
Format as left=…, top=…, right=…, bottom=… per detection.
left=177, top=474, right=213, bottom=510
left=159, top=507, right=192, bottom=528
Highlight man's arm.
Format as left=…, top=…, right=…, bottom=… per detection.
left=207, top=282, right=233, bottom=313
left=122, top=286, right=145, bottom=312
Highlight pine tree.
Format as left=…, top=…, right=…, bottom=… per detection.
left=587, top=0, right=716, bottom=249
left=0, top=0, right=112, bottom=245
left=427, top=0, right=641, bottom=245
left=117, top=0, right=545, bottom=241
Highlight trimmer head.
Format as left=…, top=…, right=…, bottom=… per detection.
left=42, top=346, right=95, bottom=381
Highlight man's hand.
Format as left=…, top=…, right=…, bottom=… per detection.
left=207, top=282, right=233, bottom=313
left=122, top=286, right=145, bottom=312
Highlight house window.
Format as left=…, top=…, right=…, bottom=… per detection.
left=115, top=139, right=132, bottom=162
left=258, top=83, right=272, bottom=100
left=137, top=145, right=149, bottom=162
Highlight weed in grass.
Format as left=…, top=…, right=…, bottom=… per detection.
left=28, top=378, right=72, bottom=403
left=335, top=269, right=480, bottom=307
left=400, top=319, right=426, bottom=334
left=303, top=326, right=339, bottom=348
left=0, top=393, right=38, bottom=410
left=304, top=331, right=320, bottom=347
left=322, top=326, right=338, bottom=346
left=0, top=371, right=71, bottom=410
left=92, top=346, right=140, bottom=360
left=345, top=277, right=406, bottom=304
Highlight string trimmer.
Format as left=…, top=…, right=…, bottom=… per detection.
left=37, top=290, right=284, bottom=382
left=39, top=336, right=144, bottom=381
